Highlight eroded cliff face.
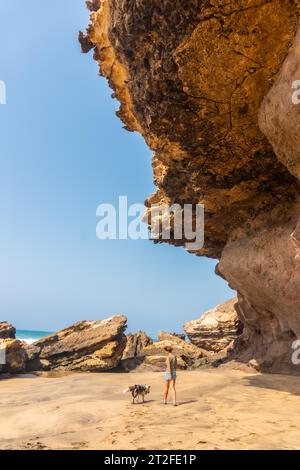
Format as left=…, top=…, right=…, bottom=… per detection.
left=80, top=0, right=300, bottom=373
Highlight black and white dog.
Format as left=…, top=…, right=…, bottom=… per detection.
left=123, top=384, right=151, bottom=404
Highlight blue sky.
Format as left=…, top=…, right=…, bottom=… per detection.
left=0, top=1, right=234, bottom=336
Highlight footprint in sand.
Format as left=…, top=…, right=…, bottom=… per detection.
left=131, top=433, right=148, bottom=446
left=25, top=441, right=48, bottom=450
left=71, top=441, right=88, bottom=449
left=109, top=430, right=120, bottom=444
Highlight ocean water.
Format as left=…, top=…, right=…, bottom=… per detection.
left=16, top=329, right=52, bottom=344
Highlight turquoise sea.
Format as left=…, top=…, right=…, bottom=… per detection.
left=16, top=329, right=52, bottom=344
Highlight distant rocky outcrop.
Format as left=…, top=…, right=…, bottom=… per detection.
left=27, top=315, right=127, bottom=372
left=121, top=330, right=210, bottom=372
left=0, top=322, right=16, bottom=339
left=122, top=331, right=153, bottom=360
left=0, top=317, right=213, bottom=375
left=121, top=331, right=153, bottom=371
left=130, top=331, right=210, bottom=371
left=184, top=299, right=242, bottom=353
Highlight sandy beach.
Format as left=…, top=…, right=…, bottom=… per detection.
left=0, top=369, right=300, bottom=450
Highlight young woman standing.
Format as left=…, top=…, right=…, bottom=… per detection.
left=163, top=345, right=177, bottom=406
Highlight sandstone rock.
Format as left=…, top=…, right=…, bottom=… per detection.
left=143, top=354, right=186, bottom=371
left=140, top=332, right=210, bottom=370
left=218, top=238, right=300, bottom=374
left=259, top=27, right=300, bottom=184
left=81, top=1, right=300, bottom=374
left=0, top=339, right=27, bottom=374
left=80, top=0, right=300, bottom=257
left=121, top=331, right=153, bottom=371
left=122, top=331, right=209, bottom=371
left=0, top=322, right=16, bottom=339
left=157, top=331, right=206, bottom=361
left=169, top=332, right=186, bottom=341
left=184, top=299, right=242, bottom=353
left=122, top=331, right=152, bottom=360
left=0, top=323, right=25, bottom=374
left=86, top=0, right=101, bottom=12
left=27, top=315, right=127, bottom=372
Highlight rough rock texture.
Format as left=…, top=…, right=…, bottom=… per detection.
left=0, top=339, right=27, bottom=374
left=218, top=220, right=300, bottom=373
left=184, top=298, right=242, bottom=352
left=139, top=332, right=210, bottom=371
left=122, top=331, right=209, bottom=371
left=122, top=331, right=153, bottom=359
left=169, top=332, right=186, bottom=341
left=0, top=323, right=26, bottom=374
left=81, top=1, right=300, bottom=373
left=259, top=26, right=300, bottom=184
left=0, top=322, right=16, bottom=339
left=27, top=316, right=127, bottom=372
left=121, top=331, right=153, bottom=370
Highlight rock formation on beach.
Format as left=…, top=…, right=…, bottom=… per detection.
left=0, top=339, right=28, bottom=374
left=152, top=331, right=210, bottom=368
left=122, top=330, right=210, bottom=372
left=184, top=298, right=242, bottom=353
left=122, top=331, right=153, bottom=360
left=121, top=331, right=153, bottom=370
left=80, top=0, right=300, bottom=374
left=0, top=322, right=16, bottom=339
left=0, top=314, right=223, bottom=375
left=27, top=315, right=127, bottom=372
left=169, top=333, right=186, bottom=341
left=0, top=322, right=27, bottom=374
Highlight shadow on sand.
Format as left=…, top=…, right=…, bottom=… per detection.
left=243, top=373, right=300, bottom=396
left=177, top=399, right=198, bottom=406
left=132, top=399, right=155, bottom=405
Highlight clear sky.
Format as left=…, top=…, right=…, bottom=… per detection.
left=0, top=1, right=234, bottom=337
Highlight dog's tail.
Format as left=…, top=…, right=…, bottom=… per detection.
left=123, top=387, right=130, bottom=394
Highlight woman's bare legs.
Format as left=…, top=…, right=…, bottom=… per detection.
left=164, top=380, right=170, bottom=403
left=171, top=380, right=177, bottom=405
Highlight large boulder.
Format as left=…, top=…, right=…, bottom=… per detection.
left=0, top=322, right=16, bottom=339
left=122, top=331, right=153, bottom=360
left=27, top=315, right=127, bottom=372
left=0, top=339, right=27, bottom=374
left=0, top=323, right=26, bottom=374
left=121, top=331, right=153, bottom=371
left=184, top=299, right=242, bottom=353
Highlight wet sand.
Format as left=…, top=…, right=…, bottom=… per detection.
left=0, top=369, right=300, bottom=450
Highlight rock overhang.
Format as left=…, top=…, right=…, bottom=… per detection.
left=80, top=0, right=300, bottom=258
